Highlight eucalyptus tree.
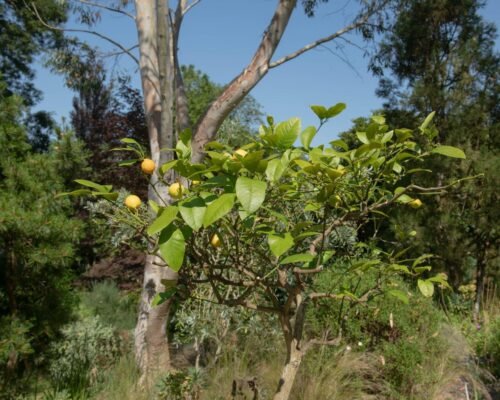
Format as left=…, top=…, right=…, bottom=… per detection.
left=369, top=0, right=499, bottom=318
left=29, top=0, right=390, bottom=377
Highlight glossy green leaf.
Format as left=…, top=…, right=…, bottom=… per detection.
left=158, top=226, right=185, bottom=271
left=300, top=126, right=316, bottom=149
left=356, top=132, right=369, bottom=144
left=311, top=105, right=328, bottom=119
left=268, top=232, right=294, bottom=258
left=203, top=193, right=235, bottom=227
left=280, top=253, right=315, bottom=264
left=74, top=179, right=111, bottom=193
left=236, top=177, right=267, bottom=213
left=274, top=117, right=301, bottom=148
left=371, top=115, right=386, bottom=125
left=431, top=145, right=466, bottom=159
left=152, top=288, right=177, bottom=306
left=417, top=279, right=434, bottom=297
left=159, top=160, right=179, bottom=175
left=265, top=158, right=286, bottom=182
left=118, top=159, right=139, bottom=166
left=147, top=206, right=178, bottom=236
left=55, top=189, right=93, bottom=198
left=419, top=111, right=435, bottom=131
left=92, top=192, right=119, bottom=201
left=326, top=103, right=346, bottom=118
left=179, top=197, right=206, bottom=231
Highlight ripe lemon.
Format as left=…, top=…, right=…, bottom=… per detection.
left=168, top=182, right=185, bottom=199
left=408, top=199, right=423, bottom=208
left=141, top=158, right=156, bottom=174
left=125, top=195, right=141, bottom=210
left=210, top=233, right=221, bottom=248
left=231, top=148, right=248, bottom=160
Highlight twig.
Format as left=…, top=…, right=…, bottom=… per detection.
left=74, top=0, right=136, bottom=20
left=30, top=2, right=139, bottom=65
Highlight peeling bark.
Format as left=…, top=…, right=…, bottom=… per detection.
left=191, top=0, right=297, bottom=162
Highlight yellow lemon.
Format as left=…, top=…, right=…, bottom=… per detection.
left=210, top=233, right=221, bottom=248
left=125, top=195, right=141, bottom=210
left=408, top=199, right=423, bottom=208
left=141, top=158, right=156, bottom=175
left=168, top=182, right=185, bottom=199
left=231, top=148, right=248, bottom=160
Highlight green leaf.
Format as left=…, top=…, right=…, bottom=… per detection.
left=265, top=158, right=286, bottom=182
left=179, top=197, right=206, bottom=231
left=268, top=232, right=294, bottom=258
left=158, top=226, right=185, bottom=271
left=203, top=193, right=235, bottom=227
left=149, top=200, right=160, bottom=214
left=93, top=192, right=119, bottom=201
left=412, top=254, right=433, bottom=267
left=118, top=159, right=139, bottom=166
left=241, top=150, right=265, bottom=171
left=311, top=105, right=328, bottom=119
left=159, top=160, right=179, bottom=175
left=387, top=289, right=409, bottom=304
left=326, top=103, right=346, bottom=118
left=431, top=145, right=466, bottom=159
left=147, top=206, right=178, bottom=236
left=371, top=115, right=386, bottom=125
left=274, top=117, right=301, bottom=149
left=55, top=189, right=92, bottom=198
left=300, top=126, right=316, bottom=149
left=152, top=288, right=177, bottom=306
left=330, top=139, right=348, bottom=151
left=419, top=111, right=435, bottom=131
left=236, top=177, right=267, bottom=213
left=176, top=128, right=192, bottom=159
left=417, top=279, right=434, bottom=298
left=120, top=138, right=141, bottom=145
left=280, top=253, right=315, bottom=265
left=356, top=132, right=369, bottom=144
left=74, top=179, right=111, bottom=193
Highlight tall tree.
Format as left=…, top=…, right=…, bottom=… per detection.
left=0, top=80, right=86, bottom=383
left=369, top=0, right=499, bottom=317
left=0, top=0, right=66, bottom=105
left=31, top=0, right=389, bottom=377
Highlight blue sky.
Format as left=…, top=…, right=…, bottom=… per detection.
left=33, top=0, right=500, bottom=145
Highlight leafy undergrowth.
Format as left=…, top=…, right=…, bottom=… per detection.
left=10, top=280, right=497, bottom=400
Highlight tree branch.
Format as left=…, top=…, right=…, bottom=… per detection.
left=183, top=0, right=202, bottom=15
left=269, top=12, right=371, bottom=69
left=191, top=0, right=297, bottom=162
left=75, top=0, right=136, bottom=20
left=30, top=2, right=139, bottom=64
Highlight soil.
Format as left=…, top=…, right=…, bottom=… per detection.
left=78, top=248, right=145, bottom=290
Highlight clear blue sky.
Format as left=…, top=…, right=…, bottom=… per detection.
left=33, top=0, right=500, bottom=146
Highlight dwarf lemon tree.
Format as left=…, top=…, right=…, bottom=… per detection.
left=67, top=104, right=467, bottom=400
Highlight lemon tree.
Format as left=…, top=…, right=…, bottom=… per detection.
left=69, top=104, right=467, bottom=400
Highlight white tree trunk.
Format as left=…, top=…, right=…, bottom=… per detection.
left=134, top=0, right=177, bottom=381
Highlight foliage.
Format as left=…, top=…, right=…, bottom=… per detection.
left=71, top=104, right=467, bottom=397
left=155, top=369, right=203, bottom=400
left=0, top=86, right=85, bottom=370
left=49, top=316, right=121, bottom=394
left=181, top=65, right=263, bottom=147
left=79, top=281, right=138, bottom=331
left=367, top=0, right=500, bottom=294
left=0, top=0, right=66, bottom=105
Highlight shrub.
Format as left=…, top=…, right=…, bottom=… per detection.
left=49, top=316, right=120, bottom=394
left=80, top=281, right=137, bottom=331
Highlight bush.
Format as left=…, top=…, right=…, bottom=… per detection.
left=80, top=281, right=137, bottom=331
left=49, top=316, right=120, bottom=394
